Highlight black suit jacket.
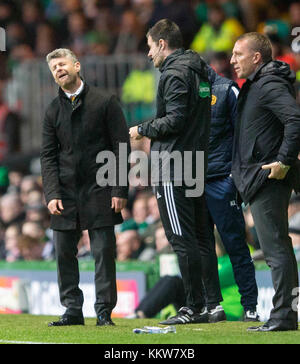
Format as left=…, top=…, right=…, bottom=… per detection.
left=40, top=83, right=130, bottom=230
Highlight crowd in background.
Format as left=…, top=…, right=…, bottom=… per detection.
left=0, top=0, right=299, bottom=263
left=0, top=0, right=299, bottom=84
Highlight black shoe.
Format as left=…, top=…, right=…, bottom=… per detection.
left=244, top=310, right=260, bottom=322
left=96, top=312, right=115, bottom=326
left=208, top=305, right=227, bottom=323
left=159, top=307, right=209, bottom=325
left=48, top=314, right=84, bottom=327
left=247, top=320, right=298, bottom=332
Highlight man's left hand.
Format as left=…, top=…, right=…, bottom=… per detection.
left=111, top=197, right=127, bottom=213
left=261, top=162, right=290, bottom=180
left=129, top=126, right=143, bottom=140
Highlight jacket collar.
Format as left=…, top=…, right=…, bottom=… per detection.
left=159, top=48, right=185, bottom=73
left=247, top=61, right=272, bottom=82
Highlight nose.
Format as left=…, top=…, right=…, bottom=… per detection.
left=230, top=54, right=235, bottom=65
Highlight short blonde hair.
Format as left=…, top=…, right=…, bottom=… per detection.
left=46, top=48, right=79, bottom=65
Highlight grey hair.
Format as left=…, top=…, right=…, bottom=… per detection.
left=46, top=48, right=79, bottom=65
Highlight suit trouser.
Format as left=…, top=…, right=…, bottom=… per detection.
left=205, top=176, right=258, bottom=311
left=249, top=180, right=299, bottom=325
left=155, top=182, right=223, bottom=311
left=54, top=226, right=117, bottom=317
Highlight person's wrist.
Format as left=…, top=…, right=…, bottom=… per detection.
left=137, top=125, right=143, bottom=135
left=278, top=161, right=290, bottom=172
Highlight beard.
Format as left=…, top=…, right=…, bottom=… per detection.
left=153, top=55, right=165, bottom=69
left=56, top=72, right=78, bottom=89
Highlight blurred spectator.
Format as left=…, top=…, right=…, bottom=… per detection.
left=116, top=229, right=155, bottom=261
left=21, top=0, right=44, bottom=49
left=190, top=4, right=244, bottom=55
left=0, top=165, right=8, bottom=195
left=22, top=220, right=54, bottom=257
left=7, top=169, right=23, bottom=194
left=132, top=0, right=154, bottom=26
left=256, top=4, right=290, bottom=42
left=65, top=10, right=92, bottom=56
left=77, top=229, right=91, bottom=259
left=0, top=80, right=22, bottom=160
left=0, top=0, right=17, bottom=28
left=6, top=22, right=28, bottom=52
left=25, top=203, right=49, bottom=227
left=35, top=22, right=59, bottom=58
left=141, top=194, right=162, bottom=247
left=8, top=43, right=35, bottom=70
left=116, top=229, right=141, bottom=261
left=289, top=193, right=300, bottom=219
left=243, top=206, right=260, bottom=251
left=289, top=212, right=300, bottom=262
left=3, top=223, right=21, bottom=262
left=149, top=0, right=198, bottom=49
left=22, top=220, right=45, bottom=241
left=268, top=33, right=298, bottom=72
left=17, top=234, right=52, bottom=261
left=19, top=175, right=41, bottom=205
left=113, top=9, right=146, bottom=54
left=81, top=0, right=101, bottom=20
left=0, top=193, right=25, bottom=229
left=118, top=195, right=149, bottom=233
left=209, top=51, right=235, bottom=79
left=154, top=224, right=173, bottom=254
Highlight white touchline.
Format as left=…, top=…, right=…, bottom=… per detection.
left=0, top=339, right=72, bottom=344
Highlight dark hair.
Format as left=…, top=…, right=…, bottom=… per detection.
left=146, top=19, right=183, bottom=50
left=237, top=32, right=273, bottom=63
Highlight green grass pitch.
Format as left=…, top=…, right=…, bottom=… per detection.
left=0, top=314, right=299, bottom=344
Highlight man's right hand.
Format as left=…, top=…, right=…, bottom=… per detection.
left=48, top=199, right=64, bottom=215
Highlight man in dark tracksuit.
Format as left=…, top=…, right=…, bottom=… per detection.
left=231, top=33, right=300, bottom=332
left=204, top=67, right=259, bottom=321
left=41, top=48, right=130, bottom=327
left=130, top=19, right=220, bottom=324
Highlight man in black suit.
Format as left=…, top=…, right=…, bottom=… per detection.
left=231, top=32, right=300, bottom=332
left=41, top=48, right=130, bottom=326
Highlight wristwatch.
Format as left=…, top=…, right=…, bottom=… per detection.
left=278, top=161, right=290, bottom=172
left=138, top=125, right=143, bottom=135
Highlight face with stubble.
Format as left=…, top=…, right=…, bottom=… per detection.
left=48, top=56, right=81, bottom=91
left=147, top=35, right=165, bottom=69
left=230, top=39, right=261, bottom=79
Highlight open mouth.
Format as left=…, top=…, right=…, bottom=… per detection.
left=58, top=73, right=68, bottom=81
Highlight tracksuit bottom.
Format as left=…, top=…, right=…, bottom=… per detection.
left=154, top=182, right=223, bottom=312
left=54, top=225, right=117, bottom=317
left=205, top=176, right=258, bottom=311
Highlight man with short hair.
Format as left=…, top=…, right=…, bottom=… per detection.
left=41, top=48, right=130, bottom=327
left=231, top=32, right=300, bottom=331
left=130, top=19, right=220, bottom=325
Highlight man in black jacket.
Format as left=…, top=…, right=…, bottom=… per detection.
left=130, top=19, right=219, bottom=325
left=41, top=48, right=130, bottom=327
left=231, top=32, right=300, bottom=332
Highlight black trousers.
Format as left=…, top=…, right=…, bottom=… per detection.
left=250, top=180, right=299, bottom=325
left=155, top=182, right=223, bottom=311
left=54, top=226, right=117, bottom=317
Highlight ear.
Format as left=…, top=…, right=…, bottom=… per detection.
left=253, top=52, right=262, bottom=65
left=74, top=61, right=81, bottom=73
left=159, top=38, right=168, bottom=51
